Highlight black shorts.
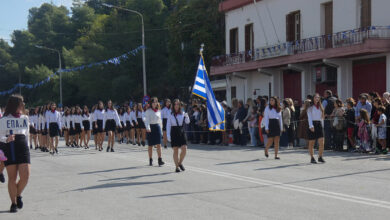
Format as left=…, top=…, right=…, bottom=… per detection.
left=268, top=119, right=281, bottom=137
left=1, top=135, right=30, bottom=166
left=308, top=121, right=324, bottom=140
left=162, top=118, right=168, bottom=131
left=105, top=119, right=116, bottom=132
left=97, top=120, right=104, bottom=133
left=49, top=123, right=60, bottom=137
left=82, top=120, right=90, bottom=131
left=137, top=118, right=145, bottom=129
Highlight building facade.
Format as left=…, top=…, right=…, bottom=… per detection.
left=210, top=0, right=390, bottom=105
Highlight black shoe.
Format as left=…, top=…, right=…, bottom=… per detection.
left=149, top=158, right=153, bottom=166
left=99, top=148, right=102, bottom=151
left=318, top=157, right=326, bottom=163
left=265, top=151, right=269, bottom=158
left=30, top=145, right=32, bottom=149
left=158, top=158, right=165, bottom=166
left=138, top=142, right=141, bottom=146
left=110, top=148, right=114, bottom=152
left=164, top=145, right=167, bottom=149
left=10, top=203, right=17, bottom=213
left=55, top=148, right=58, bottom=154
left=71, top=143, right=74, bottom=148
left=40, top=147, right=45, bottom=152
left=179, top=164, right=185, bottom=171
left=0, top=173, right=5, bottom=183
left=275, top=157, right=280, bottom=160
left=45, top=148, right=49, bottom=152
left=142, top=141, right=145, bottom=146
left=35, top=146, right=38, bottom=150
left=106, top=146, right=110, bottom=152
left=16, top=196, right=23, bottom=209
left=175, top=168, right=181, bottom=173
left=311, top=157, right=317, bottom=164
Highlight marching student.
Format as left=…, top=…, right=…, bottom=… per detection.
left=67, top=107, right=76, bottom=147
left=117, top=108, right=125, bottom=144
left=136, top=103, right=146, bottom=146
left=28, top=108, right=38, bottom=150
left=307, top=93, right=326, bottom=164
left=62, top=107, right=70, bottom=147
left=167, top=99, right=190, bottom=172
left=144, top=97, right=165, bottom=166
left=0, top=95, right=31, bottom=213
left=81, top=105, right=92, bottom=149
left=74, top=107, right=84, bottom=147
left=103, top=100, right=121, bottom=152
left=37, top=107, right=43, bottom=151
left=94, top=101, right=105, bottom=151
left=40, top=106, right=49, bottom=152
left=46, top=102, right=62, bottom=154
left=124, top=106, right=134, bottom=144
left=161, top=99, right=172, bottom=149
left=130, top=105, right=138, bottom=145
left=91, top=105, right=98, bottom=150
left=264, top=96, right=283, bottom=160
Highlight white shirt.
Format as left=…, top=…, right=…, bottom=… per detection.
left=263, top=106, right=283, bottom=132
left=130, top=111, right=137, bottom=122
left=161, top=107, right=171, bottom=119
left=166, top=112, right=190, bottom=142
left=144, top=109, right=162, bottom=131
left=67, top=115, right=84, bottom=129
left=103, top=109, right=121, bottom=128
left=62, top=115, right=68, bottom=128
left=39, top=114, right=46, bottom=130
left=0, top=115, right=29, bottom=145
left=119, top=114, right=126, bottom=123
left=45, top=110, right=62, bottom=129
left=29, top=115, right=38, bottom=129
left=307, top=106, right=324, bottom=129
left=124, top=112, right=134, bottom=126
left=136, top=111, right=144, bottom=119
left=93, top=109, right=105, bottom=121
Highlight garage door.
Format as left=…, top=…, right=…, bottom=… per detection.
left=353, top=57, right=386, bottom=99
left=283, top=70, right=301, bottom=101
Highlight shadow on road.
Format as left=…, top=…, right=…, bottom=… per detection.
left=78, top=166, right=146, bottom=175
left=99, top=172, right=172, bottom=182
left=73, top=180, right=174, bottom=191
left=216, top=159, right=261, bottom=166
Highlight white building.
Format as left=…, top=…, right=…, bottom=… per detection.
left=210, top=0, right=390, bottom=105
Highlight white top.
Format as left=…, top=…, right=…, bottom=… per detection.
left=144, top=109, right=162, bottom=131
left=45, top=110, right=62, bottom=129
left=263, top=106, right=283, bottom=132
left=67, top=115, right=84, bottom=129
left=62, top=115, right=68, bottom=128
left=39, top=114, right=46, bottom=130
left=103, top=109, right=121, bottom=128
left=166, top=112, right=190, bottom=142
left=379, top=113, right=387, bottom=129
left=124, top=112, right=134, bottom=126
left=93, top=109, right=105, bottom=121
left=161, top=107, right=171, bottom=119
left=130, top=111, right=137, bottom=122
left=29, top=115, right=39, bottom=129
left=136, top=111, right=144, bottom=119
left=307, top=106, right=324, bottom=129
left=0, top=115, right=29, bottom=145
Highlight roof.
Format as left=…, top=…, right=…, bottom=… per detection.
left=219, top=0, right=262, bottom=12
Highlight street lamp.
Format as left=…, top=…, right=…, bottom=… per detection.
left=35, top=45, right=63, bottom=106
left=102, top=3, right=147, bottom=96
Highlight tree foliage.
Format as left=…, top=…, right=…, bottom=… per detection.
left=0, top=0, right=224, bottom=107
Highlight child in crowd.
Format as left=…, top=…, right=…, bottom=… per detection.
left=376, top=106, right=388, bottom=154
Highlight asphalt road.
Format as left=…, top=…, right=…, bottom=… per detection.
left=1, top=141, right=390, bottom=220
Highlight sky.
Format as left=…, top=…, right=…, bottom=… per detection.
left=0, top=0, right=74, bottom=44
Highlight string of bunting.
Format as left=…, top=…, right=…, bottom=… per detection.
left=0, top=45, right=145, bottom=96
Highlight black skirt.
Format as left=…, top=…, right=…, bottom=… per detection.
left=49, top=122, right=60, bottom=137
left=1, top=135, right=30, bottom=166
left=126, top=121, right=132, bottom=131
left=69, top=122, right=76, bottom=136
left=82, top=120, right=90, bottom=131
left=162, top=118, right=168, bottom=131
left=92, top=121, right=97, bottom=135
left=137, top=118, right=145, bottom=129
left=75, top=123, right=82, bottom=134
left=42, top=124, right=48, bottom=136
left=29, top=125, right=37, bottom=135
left=307, top=121, right=324, bottom=140
left=105, top=119, right=116, bottom=132
left=170, top=126, right=187, bottom=147
left=268, top=119, right=281, bottom=137
left=97, top=120, right=104, bottom=133
left=147, top=124, right=162, bottom=146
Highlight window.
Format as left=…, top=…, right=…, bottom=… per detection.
left=230, top=28, right=238, bottom=54
left=245, top=24, right=254, bottom=53
left=286, top=11, right=301, bottom=42
left=231, top=86, right=236, bottom=99
left=361, top=0, right=371, bottom=28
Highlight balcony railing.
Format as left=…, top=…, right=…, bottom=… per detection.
left=212, top=26, right=390, bottom=67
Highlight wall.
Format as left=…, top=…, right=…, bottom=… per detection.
left=225, top=0, right=390, bottom=54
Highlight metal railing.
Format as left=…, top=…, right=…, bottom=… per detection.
left=212, top=26, right=390, bottom=67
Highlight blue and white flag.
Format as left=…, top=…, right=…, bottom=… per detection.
left=192, top=56, right=225, bottom=131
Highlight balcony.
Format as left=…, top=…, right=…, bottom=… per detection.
left=211, top=26, right=390, bottom=71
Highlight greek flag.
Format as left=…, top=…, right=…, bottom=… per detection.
left=192, top=56, right=225, bottom=131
